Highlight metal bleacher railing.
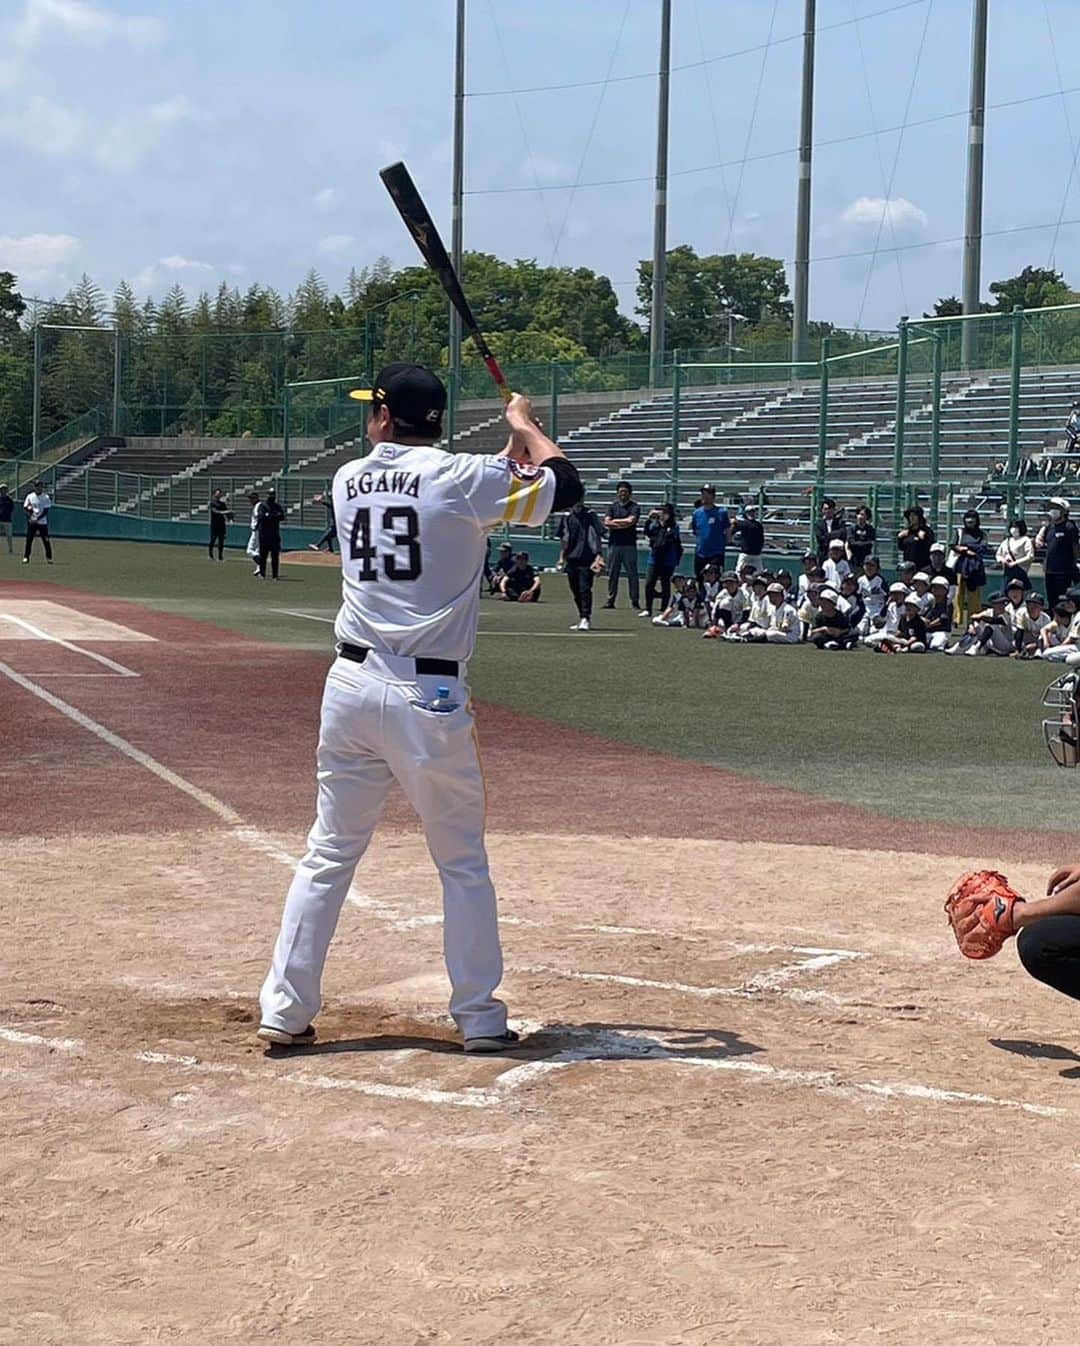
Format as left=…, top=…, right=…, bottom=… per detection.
left=7, top=302, right=1080, bottom=561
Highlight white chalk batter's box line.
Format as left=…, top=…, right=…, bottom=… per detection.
left=0, top=1023, right=1062, bottom=1119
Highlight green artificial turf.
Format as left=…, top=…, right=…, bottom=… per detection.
left=2, top=540, right=1072, bottom=833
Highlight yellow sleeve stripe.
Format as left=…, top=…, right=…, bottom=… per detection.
left=517, top=480, right=544, bottom=525
left=501, top=478, right=525, bottom=523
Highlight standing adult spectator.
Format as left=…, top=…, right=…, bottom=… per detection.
left=995, top=517, right=1034, bottom=591
left=1036, top=497, right=1080, bottom=609
left=602, top=481, right=641, bottom=610
left=0, top=483, right=13, bottom=555
left=22, top=479, right=53, bottom=565
left=845, top=505, right=876, bottom=569
left=814, top=497, right=846, bottom=561
left=950, top=508, right=988, bottom=628
left=731, top=501, right=764, bottom=573
left=256, top=487, right=285, bottom=580
left=897, top=505, right=935, bottom=569
left=308, top=493, right=338, bottom=554
left=208, top=488, right=233, bottom=562
left=557, top=497, right=603, bottom=631
left=246, top=492, right=261, bottom=571
left=691, top=483, right=731, bottom=585
left=1066, top=401, right=1080, bottom=454
left=500, top=551, right=542, bottom=602
left=642, top=502, right=682, bottom=620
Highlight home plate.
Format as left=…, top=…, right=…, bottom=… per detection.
left=0, top=601, right=156, bottom=642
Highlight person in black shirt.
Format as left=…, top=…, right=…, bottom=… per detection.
left=603, top=481, right=641, bottom=610
left=1036, top=497, right=1080, bottom=608
left=897, top=505, right=934, bottom=569
left=643, top=502, right=683, bottom=618
left=500, top=551, right=542, bottom=602
left=557, top=498, right=603, bottom=630
left=813, top=497, right=846, bottom=561
left=845, top=505, right=876, bottom=568
left=926, top=542, right=956, bottom=591
left=493, top=541, right=515, bottom=585
left=731, top=503, right=764, bottom=571
left=0, top=483, right=13, bottom=555
left=208, top=489, right=233, bottom=561
left=308, top=493, right=337, bottom=553
left=256, top=488, right=285, bottom=579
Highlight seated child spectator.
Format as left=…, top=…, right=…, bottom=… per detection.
left=897, top=560, right=917, bottom=591
left=738, top=561, right=759, bottom=608
left=699, top=563, right=723, bottom=612
left=653, top=574, right=696, bottom=627
left=924, top=576, right=954, bottom=650
left=775, top=569, right=796, bottom=602
left=1013, top=591, right=1050, bottom=657
left=888, top=595, right=930, bottom=653
left=703, top=571, right=747, bottom=638
left=1004, top=578, right=1028, bottom=636
left=858, top=556, right=888, bottom=633
left=742, top=580, right=801, bottom=644
left=910, top=572, right=933, bottom=614
left=926, top=541, right=956, bottom=597
left=1034, top=602, right=1076, bottom=659
left=500, top=552, right=543, bottom=602
left=809, top=588, right=855, bottom=650
left=948, top=591, right=1013, bottom=656
left=838, top=571, right=865, bottom=631
left=725, top=575, right=770, bottom=640
left=823, top=537, right=852, bottom=589
left=863, top=581, right=909, bottom=648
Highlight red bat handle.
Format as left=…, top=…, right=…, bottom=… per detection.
left=482, top=354, right=512, bottom=403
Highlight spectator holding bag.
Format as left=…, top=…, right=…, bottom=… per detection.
left=948, top=509, right=988, bottom=629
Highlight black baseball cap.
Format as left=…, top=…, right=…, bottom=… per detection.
left=372, top=363, right=446, bottom=436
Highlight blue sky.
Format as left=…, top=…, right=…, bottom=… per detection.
left=3, top=0, right=1080, bottom=331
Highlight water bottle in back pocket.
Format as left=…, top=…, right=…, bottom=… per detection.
left=420, top=684, right=459, bottom=714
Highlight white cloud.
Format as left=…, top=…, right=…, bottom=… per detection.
left=15, top=0, right=164, bottom=48
left=0, top=93, right=84, bottom=154
left=318, top=234, right=354, bottom=254
left=841, top=196, right=928, bottom=231
left=313, top=187, right=339, bottom=213
left=159, top=255, right=214, bottom=273
left=0, top=231, right=79, bottom=283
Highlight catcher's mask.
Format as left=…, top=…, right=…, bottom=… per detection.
left=1043, top=671, right=1080, bottom=767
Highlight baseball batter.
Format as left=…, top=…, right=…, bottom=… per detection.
left=258, top=363, right=582, bottom=1052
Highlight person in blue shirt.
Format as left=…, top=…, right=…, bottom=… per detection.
left=691, top=483, right=731, bottom=585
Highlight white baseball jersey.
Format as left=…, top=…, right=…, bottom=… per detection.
left=24, top=490, right=51, bottom=521
left=332, top=442, right=556, bottom=662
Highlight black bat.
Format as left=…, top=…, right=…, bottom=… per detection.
left=379, top=160, right=511, bottom=403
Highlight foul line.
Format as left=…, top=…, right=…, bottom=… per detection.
left=0, top=614, right=139, bottom=677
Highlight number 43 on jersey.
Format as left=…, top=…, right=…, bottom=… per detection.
left=350, top=506, right=423, bottom=581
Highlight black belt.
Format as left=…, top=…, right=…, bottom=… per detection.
left=337, top=642, right=459, bottom=678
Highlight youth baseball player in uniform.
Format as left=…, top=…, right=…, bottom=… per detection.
left=258, top=364, right=582, bottom=1052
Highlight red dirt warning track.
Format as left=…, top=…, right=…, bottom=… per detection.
left=0, top=582, right=1068, bottom=862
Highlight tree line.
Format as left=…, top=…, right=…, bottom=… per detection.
left=0, top=252, right=1075, bottom=456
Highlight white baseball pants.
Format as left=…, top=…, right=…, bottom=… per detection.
left=259, top=653, right=507, bottom=1040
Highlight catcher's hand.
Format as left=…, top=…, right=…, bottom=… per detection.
left=945, top=869, right=1025, bottom=960
left=590, top=555, right=606, bottom=575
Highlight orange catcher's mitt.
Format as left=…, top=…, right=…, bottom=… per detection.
left=944, top=870, right=1025, bottom=960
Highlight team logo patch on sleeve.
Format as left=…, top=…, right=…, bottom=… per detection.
left=509, top=461, right=542, bottom=481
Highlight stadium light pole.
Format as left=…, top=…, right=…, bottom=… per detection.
left=791, top=0, right=816, bottom=365
left=448, top=0, right=466, bottom=448
left=961, top=0, right=988, bottom=368
left=649, top=0, right=672, bottom=389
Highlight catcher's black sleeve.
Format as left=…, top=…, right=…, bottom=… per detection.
left=548, top=458, right=583, bottom=511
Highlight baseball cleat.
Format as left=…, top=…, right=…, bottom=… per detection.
left=257, top=1023, right=316, bottom=1047
left=579, top=618, right=590, bottom=631
left=463, top=1029, right=521, bottom=1055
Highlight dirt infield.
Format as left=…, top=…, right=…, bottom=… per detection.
left=5, top=583, right=1080, bottom=1344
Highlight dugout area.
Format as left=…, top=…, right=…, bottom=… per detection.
left=4, top=568, right=1080, bottom=1343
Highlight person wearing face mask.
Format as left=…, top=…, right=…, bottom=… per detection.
left=1036, top=497, right=1080, bottom=609
left=556, top=495, right=604, bottom=631
left=995, top=517, right=1033, bottom=591
left=949, top=509, right=988, bottom=628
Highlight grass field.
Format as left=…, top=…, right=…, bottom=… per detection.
left=3, top=539, right=1068, bottom=831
